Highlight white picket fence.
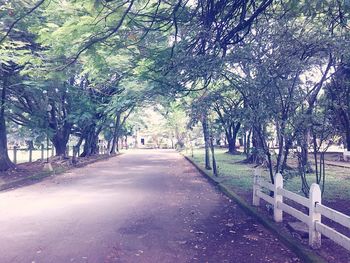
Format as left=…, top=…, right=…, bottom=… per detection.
left=252, top=170, right=350, bottom=251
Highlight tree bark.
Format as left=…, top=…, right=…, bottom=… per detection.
left=110, top=107, right=134, bottom=154
left=80, top=124, right=99, bottom=157
left=0, top=72, right=14, bottom=171
left=214, top=105, right=241, bottom=155
left=210, top=133, right=217, bottom=176
left=227, top=137, right=235, bottom=154
left=299, top=129, right=313, bottom=173
left=339, top=110, right=350, bottom=151
left=75, top=135, right=84, bottom=151
left=51, top=125, right=71, bottom=156
left=346, top=128, right=350, bottom=151
left=246, top=128, right=264, bottom=164
left=226, top=122, right=241, bottom=154
left=110, top=114, right=121, bottom=154
left=245, top=128, right=252, bottom=157
left=275, top=120, right=285, bottom=173
left=202, top=114, right=211, bottom=170
left=281, top=138, right=292, bottom=173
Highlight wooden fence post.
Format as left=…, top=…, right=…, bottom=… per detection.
left=309, top=183, right=322, bottom=249
left=253, top=169, right=261, bottom=206
left=274, top=173, right=283, bottom=222
left=13, top=146, right=17, bottom=164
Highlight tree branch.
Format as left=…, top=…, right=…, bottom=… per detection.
left=0, top=0, right=46, bottom=44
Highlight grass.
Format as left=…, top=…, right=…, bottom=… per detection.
left=184, top=148, right=350, bottom=201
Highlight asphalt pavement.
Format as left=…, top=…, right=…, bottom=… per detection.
left=0, top=149, right=299, bottom=263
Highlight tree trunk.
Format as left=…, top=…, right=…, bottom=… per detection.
left=243, top=131, right=247, bottom=154
left=107, top=139, right=111, bottom=153
left=80, top=124, right=99, bottom=157
left=299, top=129, right=313, bottom=173
left=281, top=138, right=292, bottom=173
left=202, top=114, right=211, bottom=170
left=246, top=128, right=264, bottom=164
left=75, top=135, right=84, bottom=151
left=52, top=139, right=67, bottom=156
left=230, top=122, right=241, bottom=154
left=275, top=120, right=286, bottom=173
left=345, top=127, right=350, bottom=151
left=0, top=73, right=14, bottom=171
left=72, top=136, right=84, bottom=164
left=210, top=134, right=217, bottom=176
left=52, top=127, right=70, bottom=157
left=223, top=122, right=241, bottom=154
left=123, top=137, right=127, bottom=149
left=171, top=137, right=174, bottom=149
left=227, top=138, right=235, bottom=154
left=110, top=114, right=121, bottom=154
left=245, top=128, right=252, bottom=157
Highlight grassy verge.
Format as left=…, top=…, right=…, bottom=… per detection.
left=183, top=148, right=350, bottom=201
left=182, top=148, right=326, bottom=263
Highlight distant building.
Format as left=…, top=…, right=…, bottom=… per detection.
left=131, top=130, right=174, bottom=149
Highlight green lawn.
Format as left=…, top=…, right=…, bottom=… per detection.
left=184, top=148, right=350, bottom=201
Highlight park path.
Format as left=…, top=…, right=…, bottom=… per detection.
left=0, top=149, right=299, bottom=263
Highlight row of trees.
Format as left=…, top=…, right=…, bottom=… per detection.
left=0, top=0, right=164, bottom=170
left=0, top=0, right=277, bottom=171
left=135, top=0, right=350, bottom=195
left=196, top=2, right=349, bottom=195
left=1, top=0, right=350, bottom=197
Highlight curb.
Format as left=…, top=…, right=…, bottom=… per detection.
left=183, top=155, right=326, bottom=263
left=323, top=161, right=350, bottom=169
left=0, top=153, right=121, bottom=192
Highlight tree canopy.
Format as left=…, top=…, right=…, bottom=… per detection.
left=1, top=0, right=350, bottom=196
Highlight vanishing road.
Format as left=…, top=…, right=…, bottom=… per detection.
left=0, top=149, right=299, bottom=263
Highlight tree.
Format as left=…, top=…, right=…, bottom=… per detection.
left=153, top=101, right=188, bottom=149
left=0, top=0, right=59, bottom=168
left=326, top=61, right=350, bottom=151
left=222, top=7, right=336, bottom=179
left=212, top=88, right=243, bottom=154
left=0, top=64, right=16, bottom=170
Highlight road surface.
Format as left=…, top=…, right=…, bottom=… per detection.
left=0, top=149, right=299, bottom=263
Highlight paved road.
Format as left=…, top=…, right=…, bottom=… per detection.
left=0, top=149, right=299, bottom=263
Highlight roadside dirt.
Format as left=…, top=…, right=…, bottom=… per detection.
left=0, top=154, right=113, bottom=189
